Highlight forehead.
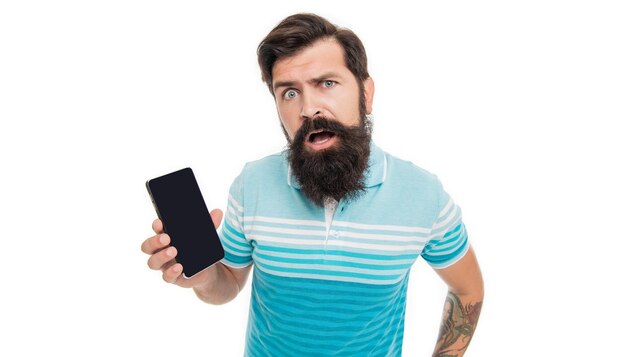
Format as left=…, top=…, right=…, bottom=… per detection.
left=272, top=38, right=352, bottom=84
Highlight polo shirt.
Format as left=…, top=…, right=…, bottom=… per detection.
left=219, top=143, right=470, bottom=357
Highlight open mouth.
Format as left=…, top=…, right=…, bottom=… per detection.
left=307, top=129, right=336, bottom=145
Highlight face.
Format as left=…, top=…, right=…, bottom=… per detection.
left=269, top=38, right=376, bottom=206
left=272, top=38, right=374, bottom=151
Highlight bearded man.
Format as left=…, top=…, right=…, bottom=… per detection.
left=142, top=13, right=484, bottom=357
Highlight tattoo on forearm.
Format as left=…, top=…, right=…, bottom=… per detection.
left=433, top=292, right=483, bottom=357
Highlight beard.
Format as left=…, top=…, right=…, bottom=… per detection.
left=287, top=116, right=372, bottom=207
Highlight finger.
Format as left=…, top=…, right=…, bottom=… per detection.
left=163, top=263, right=184, bottom=284
left=141, top=233, right=170, bottom=255
left=210, top=209, right=223, bottom=230
left=152, top=218, right=164, bottom=234
left=147, top=246, right=177, bottom=270
left=160, top=258, right=177, bottom=272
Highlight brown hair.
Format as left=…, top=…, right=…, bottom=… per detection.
left=257, top=13, right=370, bottom=94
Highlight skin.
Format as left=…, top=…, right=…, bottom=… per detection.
left=432, top=246, right=484, bottom=356
left=272, top=38, right=374, bottom=150
left=141, top=211, right=251, bottom=305
left=141, top=36, right=483, bottom=355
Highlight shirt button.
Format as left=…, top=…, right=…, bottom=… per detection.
left=331, top=230, right=340, bottom=237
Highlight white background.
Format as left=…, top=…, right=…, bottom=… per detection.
left=1, top=1, right=624, bottom=356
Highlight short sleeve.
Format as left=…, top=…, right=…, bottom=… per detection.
left=219, top=169, right=253, bottom=268
left=421, top=182, right=470, bottom=269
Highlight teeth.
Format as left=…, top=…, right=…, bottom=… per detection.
left=314, top=137, right=330, bottom=145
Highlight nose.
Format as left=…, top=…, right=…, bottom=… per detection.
left=300, top=93, right=323, bottom=120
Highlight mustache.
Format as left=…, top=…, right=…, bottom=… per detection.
left=292, top=117, right=351, bottom=144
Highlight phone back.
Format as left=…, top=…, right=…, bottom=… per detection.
left=146, top=167, right=224, bottom=277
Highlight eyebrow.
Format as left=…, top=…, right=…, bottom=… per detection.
left=273, top=72, right=343, bottom=92
left=273, top=80, right=296, bottom=92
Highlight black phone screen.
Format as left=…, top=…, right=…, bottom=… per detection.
left=146, top=167, right=224, bottom=277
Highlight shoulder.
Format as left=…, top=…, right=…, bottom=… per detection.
left=231, top=151, right=288, bottom=192
left=383, top=149, right=442, bottom=192
left=242, top=151, right=286, bottom=175
left=368, top=147, right=445, bottom=226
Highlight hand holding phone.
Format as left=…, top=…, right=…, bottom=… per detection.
left=142, top=212, right=223, bottom=288
left=145, top=168, right=225, bottom=279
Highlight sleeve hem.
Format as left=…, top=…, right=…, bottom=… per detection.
left=429, top=243, right=470, bottom=270
left=221, top=258, right=253, bottom=269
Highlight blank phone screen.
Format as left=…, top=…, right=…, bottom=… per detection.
left=146, top=167, right=224, bottom=277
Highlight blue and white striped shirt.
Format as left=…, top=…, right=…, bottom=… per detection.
left=219, top=143, right=469, bottom=356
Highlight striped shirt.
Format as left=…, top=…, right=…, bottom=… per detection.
left=219, top=143, right=469, bottom=356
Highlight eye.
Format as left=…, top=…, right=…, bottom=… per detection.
left=283, top=89, right=298, bottom=100
left=323, top=80, right=336, bottom=88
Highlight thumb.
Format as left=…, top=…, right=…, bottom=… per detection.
left=210, top=208, right=224, bottom=229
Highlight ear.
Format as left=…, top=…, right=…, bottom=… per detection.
left=363, top=77, right=375, bottom=114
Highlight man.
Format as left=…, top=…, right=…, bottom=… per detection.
left=142, top=13, right=483, bottom=356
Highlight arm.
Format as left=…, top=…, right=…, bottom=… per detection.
left=432, top=245, right=484, bottom=357
left=192, top=262, right=252, bottom=305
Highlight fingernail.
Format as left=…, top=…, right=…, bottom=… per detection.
left=159, top=234, right=168, bottom=245
left=166, top=247, right=175, bottom=257
left=173, top=265, right=182, bottom=273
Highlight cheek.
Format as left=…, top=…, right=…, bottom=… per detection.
left=333, top=90, right=361, bottom=124
left=277, top=108, right=300, bottom=139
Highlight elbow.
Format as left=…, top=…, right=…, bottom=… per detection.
left=450, top=276, right=484, bottom=301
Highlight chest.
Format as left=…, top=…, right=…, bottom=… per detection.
left=241, top=191, right=434, bottom=285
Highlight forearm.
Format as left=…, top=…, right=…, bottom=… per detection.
left=432, top=290, right=483, bottom=357
left=192, top=263, right=241, bottom=305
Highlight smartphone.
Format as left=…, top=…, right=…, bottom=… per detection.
left=146, top=167, right=224, bottom=278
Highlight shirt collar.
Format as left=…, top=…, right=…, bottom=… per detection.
left=287, top=141, right=387, bottom=189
